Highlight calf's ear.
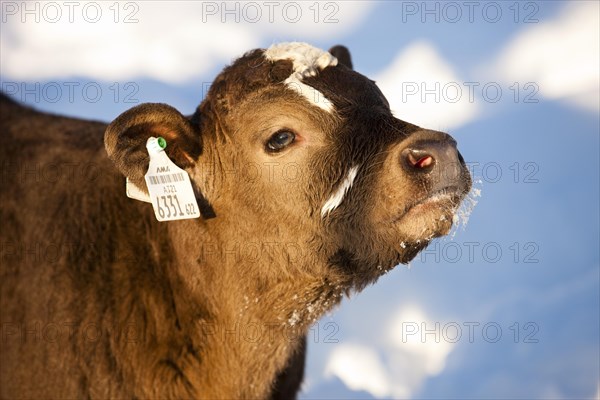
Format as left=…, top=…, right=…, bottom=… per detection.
left=329, top=45, right=353, bottom=70
left=104, top=103, right=201, bottom=190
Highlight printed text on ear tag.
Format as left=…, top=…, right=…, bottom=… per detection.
left=144, top=137, right=200, bottom=221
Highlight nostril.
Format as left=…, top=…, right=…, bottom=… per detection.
left=406, top=150, right=435, bottom=169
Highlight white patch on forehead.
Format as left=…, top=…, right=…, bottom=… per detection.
left=321, top=166, right=359, bottom=218
left=265, top=42, right=338, bottom=113
left=265, top=42, right=338, bottom=73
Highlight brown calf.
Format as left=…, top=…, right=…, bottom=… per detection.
left=0, top=42, right=471, bottom=399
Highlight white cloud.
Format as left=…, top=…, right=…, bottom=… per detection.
left=0, top=1, right=374, bottom=83
left=325, top=343, right=391, bottom=397
left=323, top=305, right=455, bottom=398
left=387, top=305, right=454, bottom=375
left=1, top=2, right=259, bottom=83
left=384, top=305, right=455, bottom=397
left=486, top=1, right=600, bottom=112
left=374, top=41, right=479, bottom=131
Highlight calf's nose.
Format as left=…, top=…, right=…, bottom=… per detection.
left=400, top=134, right=464, bottom=191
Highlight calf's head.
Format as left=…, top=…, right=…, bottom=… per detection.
left=105, top=42, right=471, bottom=290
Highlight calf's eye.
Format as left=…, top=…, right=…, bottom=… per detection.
left=266, top=130, right=295, bottom=152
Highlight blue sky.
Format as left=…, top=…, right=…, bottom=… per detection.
left=1, top=1, right=598, bottom=398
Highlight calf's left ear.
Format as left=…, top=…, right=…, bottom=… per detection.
left=329, top=45, right=353, bottom=70
left=104, top=103, right=201, bottom=191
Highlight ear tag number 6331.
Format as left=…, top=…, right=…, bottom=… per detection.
left=144, top=137, right=200, bottom=221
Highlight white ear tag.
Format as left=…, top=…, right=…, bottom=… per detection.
left=126, top=177, right=151, bottom=203
left=144, top=137, right=201, bottom=221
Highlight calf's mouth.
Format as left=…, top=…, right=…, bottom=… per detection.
left=394, top=186, right=465, bottom=237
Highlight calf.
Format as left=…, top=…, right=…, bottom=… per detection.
left=0, top=42, right=471, bottom=399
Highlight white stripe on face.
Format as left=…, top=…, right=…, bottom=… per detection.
left=321, top=165, right=359, bottom=218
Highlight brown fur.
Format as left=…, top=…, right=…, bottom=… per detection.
left=0, top=44, right=471, bottom=399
